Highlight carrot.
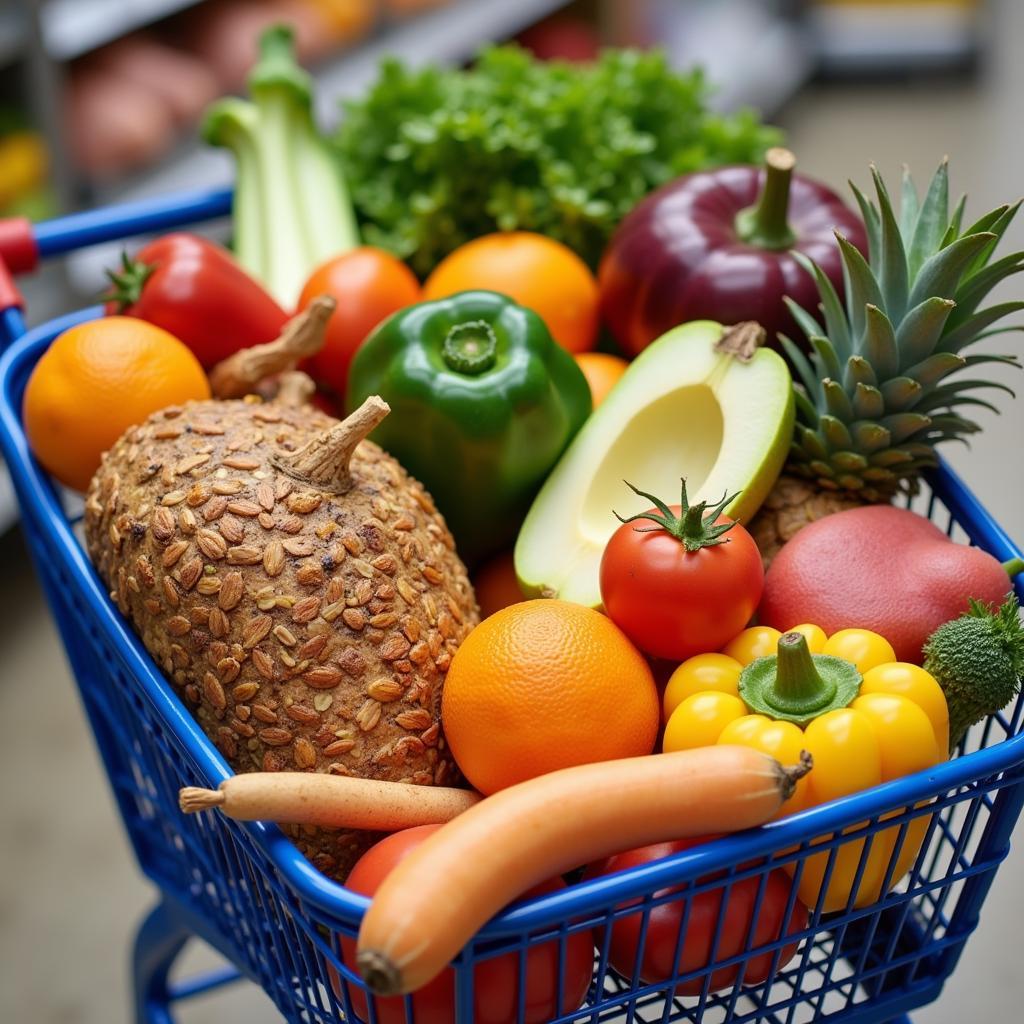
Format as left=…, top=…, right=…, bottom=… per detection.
left=178, top=774, right=480, bottom=830
left=357, top=745, right=812, bottom=995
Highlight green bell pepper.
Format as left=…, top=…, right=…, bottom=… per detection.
left=346, top=290, right=592, bottom=566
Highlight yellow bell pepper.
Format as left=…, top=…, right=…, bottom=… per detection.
left=664, top=626, right=949, bottom=913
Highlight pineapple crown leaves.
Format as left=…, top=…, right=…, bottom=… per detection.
left=782, top=159, right=1024, bottom=497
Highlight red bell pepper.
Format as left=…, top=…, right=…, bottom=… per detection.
left=103, top=233, right=290, bottom=368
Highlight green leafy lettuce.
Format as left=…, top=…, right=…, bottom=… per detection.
left=336, top=45, right=782, bottom=275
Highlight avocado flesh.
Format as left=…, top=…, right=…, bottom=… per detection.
left=514, top=320, right=794, bottom=608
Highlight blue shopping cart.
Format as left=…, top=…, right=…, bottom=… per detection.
left=0, top=188, right=1022, bottom=1024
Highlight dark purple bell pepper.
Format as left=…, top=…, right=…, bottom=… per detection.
left=598, top=148, right=867, bottom=357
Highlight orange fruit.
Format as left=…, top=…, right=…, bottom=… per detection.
left=23, top=316, right=210, bottom=492
left=423, top=232, right=599, bottom=354
left=299, top=247, right=421, bottom=399
left=471, top=550, right=526, bottom=619
left=442, top=599, right=660, bottom=794
left=574, top=352, right=628, bottom=408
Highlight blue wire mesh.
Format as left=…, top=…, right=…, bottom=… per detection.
left=1, top=191, right=1023, bottom=1023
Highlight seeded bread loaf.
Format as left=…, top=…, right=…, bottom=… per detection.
left=84, top=394, right=478, bottom=879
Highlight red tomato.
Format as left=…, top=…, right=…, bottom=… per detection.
left=599, top=503, right=764, bottom=661
left=331, top=825, right=594, bottom=1024
left=300, top=247, right=421, bottom=398
left=103, top=233, right=289, bottom=368
left=587, top=839, right=806, bottom=996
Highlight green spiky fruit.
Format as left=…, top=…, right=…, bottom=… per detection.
left=752, top=161, right=1024, bottom=560
left=924, top=593, right=1024, bottom=752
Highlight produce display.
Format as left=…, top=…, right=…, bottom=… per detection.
left=63, top=1, right=374, bottom=178
left=20, top=21, right=1024, bottom=1013
left=0, top=127, right=51, bottom=218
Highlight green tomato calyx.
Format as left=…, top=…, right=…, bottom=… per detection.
left=614, top=479, right=740, bottom=553
left=103, top=251, right=156, bottom=311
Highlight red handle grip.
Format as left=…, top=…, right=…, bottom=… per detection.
left=0, top=261, right=21, bottom=311
left=0, top=217, right=39, bottom=312
left=0, top=217, right=38, bottom=274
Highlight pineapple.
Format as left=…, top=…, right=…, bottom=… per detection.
left=750, top=161, right=1024, bottom=561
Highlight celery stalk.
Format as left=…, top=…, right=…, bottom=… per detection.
left=202, top=25, right=359, bottom=309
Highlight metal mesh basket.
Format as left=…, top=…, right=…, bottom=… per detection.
left=1, top=189, right=1022, bottom=1024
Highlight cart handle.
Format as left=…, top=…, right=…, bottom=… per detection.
left=30, top=187, right=232, bottom=260
left=0, top=186, right=233, bottom=346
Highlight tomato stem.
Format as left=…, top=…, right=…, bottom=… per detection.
left=614, top=478, right=739, bottom=553
left=102, top=250, right=156, bottom=311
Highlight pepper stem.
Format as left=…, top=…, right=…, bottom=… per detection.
left=739, top=631, right=863, bottom=726
left=1003, top=557, right=1024, bottom=578
left=613, top=478, right=739, bottom=553
left=442, top=320, right=498, bottom=375
left=773, top=633, right=837, bottom=713
left=734, top=147, right=798, bottom=250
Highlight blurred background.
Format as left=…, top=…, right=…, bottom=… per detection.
left=1, top=0, right=1021, bottom=1021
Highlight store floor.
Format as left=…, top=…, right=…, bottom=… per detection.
left=3, top=4, right=1024, bottom=1021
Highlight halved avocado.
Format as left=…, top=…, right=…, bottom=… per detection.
left=514, top=321, right=794, bottom=607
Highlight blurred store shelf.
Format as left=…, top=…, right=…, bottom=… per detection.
left=0, top=0, right=210, bottom=66
left=41, top=0, right=209, bottom=61
left=0, top=6, right=28, bottom=67
left=810, top=0, right=983, bottom=74
left=91, top=0, right=574, bottom=204
left=62, top=0, right=577, bottom=296
left=648, top=0, right=813, bottom=114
